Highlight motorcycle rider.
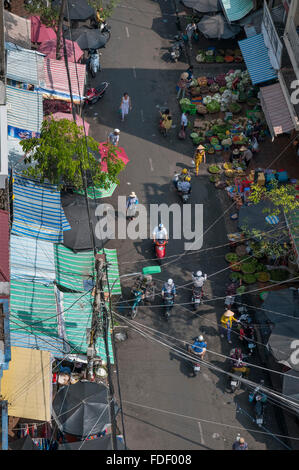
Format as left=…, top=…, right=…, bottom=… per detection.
left=173, top=168, right=189, bottom=189
left=188, top=335, right=207, bottom=360
left=177, top=176, right=191, bottom=195
left=134, top=274, right=154, bottom=301
left=192, top=271, right=207, bottom=290
left=152, top=223, right=168, bottom=243
left=161, top=278, right=176, bottom=299
left=230, top=347, right=250, bottom=377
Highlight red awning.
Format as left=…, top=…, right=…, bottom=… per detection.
left=31, top=15, right=57, bottom=43
left=42, top=57, right=86, bottom=102
left=38, top=39, right=83, bottom=63
left=46, top=112, right=89, bottom=135
left=99, top=143, right=130, bottom=172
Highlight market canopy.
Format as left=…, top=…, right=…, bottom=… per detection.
left=6, top=86, right=43, bottom=136
left=197, top=14, right=241, bottom=39
left=40, top=57, right=86, bottom=103
left=66, top=27, right=110, bottom=50
left=4, top=11, right=31, bottom=49
left=52, top=0, right=95, bottom=21
left=1, top=347, right=51, bottom=421
left=61, top=193, right=108, bottom=251
left=10, top=331, right=66, bottom=359
left=182, top=0, right=221, bottom=13
left=238, top=34, right=277, bottom=85
left=221, top=0, right=253, bottom=23
left=10, top=235, right=56, bottom=285
left=9, top=435, right=39, bottom=450
left=31, top=15, right=57, bottom=43
left=260, top=83, right=295, bottom=137
left=11, top=174, right=71, bottom=244
left=53, top=382, right=118, bottom=437
left=38, top=38, right=83, bottom=63
left=6, top=42, right=45, bottom=87
left=58, top=435, right=125, bottom=450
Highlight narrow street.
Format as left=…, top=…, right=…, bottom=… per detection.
left=85, top=0, right=288, bottom=450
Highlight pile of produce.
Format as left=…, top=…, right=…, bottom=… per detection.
left=196, top=48, right=244, bottom=64
left=208, top=164, right=221, bottom=174
left=197, top=77, right=208, bottom=87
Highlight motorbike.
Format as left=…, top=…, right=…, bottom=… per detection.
left=84, top=82, right=109, bottom=105
left=130, top=288, right=144, bottom=319
left=249, top=381, right=267, bottom=426
left=186, top=344, right=201, bottom=376
left=240, top=323, right=256, bottom=357
left=163, top=292, right=174, bottom=320
left=227, top=356, right=247, bottom=393
left=178, top=187, right=191, bottom=204
left=191, top=286, right=203, bottom=311
left=169, top=35, right=184, bottom=62
left=154, top=239, right=167, bottom=262
left=87, top=49, right=101, bottom=78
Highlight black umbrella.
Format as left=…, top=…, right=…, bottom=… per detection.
left=52, top=0, right=95, bottom=21
left=62, top=193, right=108, bottom=252
left=53, top=381, right=119, bottom=437
left=182, top=0, right=221, bottom=13
left=58, top=434, right=126, bottom=450
left=66, top=27, right=110, bottom=50
left=9, top=435, right=38, bottom=450
left=197, top=13, right=241, bottom=39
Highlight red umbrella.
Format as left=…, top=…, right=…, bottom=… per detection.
left=99, top=143, right=130, bottom=172
left=38, top=39, right=83, bottom=63
left=31, top=15, right=57, bottom=43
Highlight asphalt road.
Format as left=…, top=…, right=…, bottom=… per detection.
left=84, top=0, right=288, bottom=450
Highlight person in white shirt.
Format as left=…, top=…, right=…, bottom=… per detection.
left=152, top=223, right=168, bottom=242
left=108, top=128, right=120, bottom=146
left=192, top=271, right=207, bottom=289
left=181, top=111, right=189, bottom=131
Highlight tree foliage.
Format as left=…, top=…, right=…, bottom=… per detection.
left=20, top=119, right=125, bottom=190
left=25, top=0, right=60, bottom=31
left=88, top=0, right=119, bottom=20
left=249, top=180, right=299, bottom=216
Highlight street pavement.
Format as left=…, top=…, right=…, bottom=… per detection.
left=84, top=0, right=288, bottom=450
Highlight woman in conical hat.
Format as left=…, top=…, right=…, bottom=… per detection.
left=220, top=310, right=238, bottom=343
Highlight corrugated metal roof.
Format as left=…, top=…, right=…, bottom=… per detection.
left=260, top=83, right=294, bottom=135
left=239, top=34, right=278, bottom=85
left=40, top=57, right=86, bottom=103
left=11, top=174, right=71, bottom=243
left=4, top=11, right=31, bottom=49
left=7, top=137, right=26, bottom=173
left=6, top=85, right=43, bottom=133
left=10, top=331, right=65, bottom=358
left=10, top=234, right=55, bottom=285
left=221, top=0, right=253, bottom=22
left=0, top=210, right=9, bottom=283
left=6, top=42, right=45, bottom=87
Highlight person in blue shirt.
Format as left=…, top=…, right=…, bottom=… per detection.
left=189, top=335, right=207, bottom=360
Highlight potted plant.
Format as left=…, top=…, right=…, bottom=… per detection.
left=225, top=252, right=239, bottom=263
left=241, top=262, right=256, bottom=274
left=243, top=273, right=256, bottom=284
left=230, top=272, right=243, bottom=282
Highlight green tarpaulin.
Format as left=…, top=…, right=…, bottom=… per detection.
left=75, top=182, right=118, bottom=199
left=54, top=246, right=122, bottom=295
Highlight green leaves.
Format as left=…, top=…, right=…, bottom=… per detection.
left=88, top=0, right=120, bottom=20
left=24, top=0, right=60, bottom=31
left=249, top=180, right=299, bottom=215
left=21, top=118, right=124, bottom=191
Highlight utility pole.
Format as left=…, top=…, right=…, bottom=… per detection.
left=88, top=254, right=118, bottom=450
left=56, top=0, right=66, bottom=60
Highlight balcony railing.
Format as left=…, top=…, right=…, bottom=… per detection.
left=285, top=19, right=299, bottom=69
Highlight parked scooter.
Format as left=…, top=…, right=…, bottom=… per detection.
left=87, top=49, right=101, bottom=78
left=163, top=292, right=174, bottom=320
left=84, top=82, right=109, bottom=105
left=191, top=286, right=203, bottom=311
left=154, top=240, right=167, bottom=263
left=169, top=35, right=184, bottom=62
left=249, top=380, right=267, bottom=426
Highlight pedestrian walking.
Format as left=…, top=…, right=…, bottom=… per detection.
left=177, top=72, right=189, bottom=100
left=181, top=110, right=190, bottom=132
left=107, top=128, right=120, bottom=146
left=126, top=192, right=139, bottom=220
left=159, top=109, right=172, bottom=136
left=120, top=92, right=132, bottom=122
left=220, top=310, right=239, bottom=344
left=232, top=437, right=248, bottom=450
left=185, top=22, right=197, bottom=50
left=194, top=145, right=206, bottom=176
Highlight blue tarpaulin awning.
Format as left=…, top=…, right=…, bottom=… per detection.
left=221, top=0, right=253, bottom=22
left=238, top=34, right=277, bottom=85
left=6, top=85, right=43, bottom=134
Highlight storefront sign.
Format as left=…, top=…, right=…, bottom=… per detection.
left=8, top=125, right=40, bottom=140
